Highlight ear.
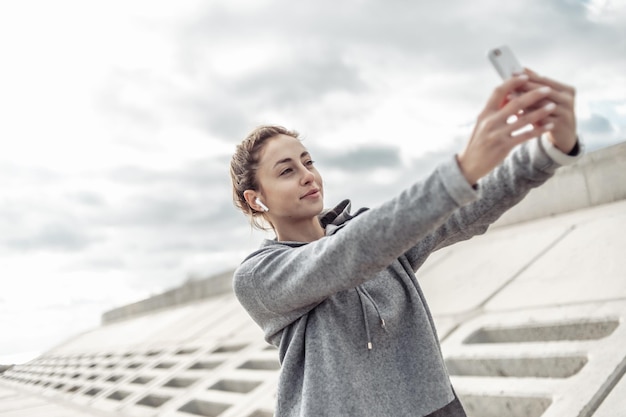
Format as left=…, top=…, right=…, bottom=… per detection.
left=243, top=190, right=265, bottom=213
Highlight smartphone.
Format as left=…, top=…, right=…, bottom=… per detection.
left=488, top=45, right=523, bottom=79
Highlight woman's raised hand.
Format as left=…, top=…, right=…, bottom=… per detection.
left=457, top=73, right=558, bottom=185
left=525, top=69, right=577, bottom=154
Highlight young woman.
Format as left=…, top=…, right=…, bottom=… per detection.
left=229, top=70, right=581, bottom=417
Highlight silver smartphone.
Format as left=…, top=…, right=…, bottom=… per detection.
left=488, top=45, right=523, bottom=79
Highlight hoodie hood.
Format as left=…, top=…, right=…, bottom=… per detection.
left=319, top=199, right=369, bottom=236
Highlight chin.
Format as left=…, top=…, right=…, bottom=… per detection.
left=304, top=202, right=324, bottom=219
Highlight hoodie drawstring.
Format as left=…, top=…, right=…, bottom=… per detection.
left=356, top=287, right=386, bottom=350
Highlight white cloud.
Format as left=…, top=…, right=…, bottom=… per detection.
left=585, top=0, right=626, bottom=23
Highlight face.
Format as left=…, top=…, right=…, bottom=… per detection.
left=253, top=134, right=324, bottom=224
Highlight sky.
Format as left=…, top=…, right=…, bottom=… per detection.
left=0, top=0, right=625, bottom=365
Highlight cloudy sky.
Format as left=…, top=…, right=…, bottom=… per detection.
left=1, top=0, right=625, bottom=364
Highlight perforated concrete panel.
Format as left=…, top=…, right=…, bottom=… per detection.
left=4, top=310, right=279, bottom=417
left=443, top=300, right=626, bottom=417
left=1, top=295, right=280, bottom=417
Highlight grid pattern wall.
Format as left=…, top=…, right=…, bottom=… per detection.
left=2, top=340, right=280, bottom=417
left=441, top=300, right=626, bottom=417
left=1, top=293, right=281, bottom=417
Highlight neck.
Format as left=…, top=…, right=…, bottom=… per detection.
left=274, top=217, right=325, bottom=243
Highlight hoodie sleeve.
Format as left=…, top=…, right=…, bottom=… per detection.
left=404, top=135, right=584, bottom=270
left=233, top=156, right=479, bottom=323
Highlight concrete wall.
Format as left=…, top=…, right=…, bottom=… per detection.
left=494, top=141, right=626, bottom=227
left=102, top=270, right=234, bottom=324
left=0, top=365, right=13, bottom=374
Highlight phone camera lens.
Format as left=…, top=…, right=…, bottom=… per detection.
left=494, top=49, right=501, bottom=56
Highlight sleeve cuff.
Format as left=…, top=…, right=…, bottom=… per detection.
left=438, top=156, right=481, bottom=206
left=539, top=133, right=585, bottom=166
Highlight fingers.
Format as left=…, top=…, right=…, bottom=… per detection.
left=499, top=84, right=552, bottom=122
left=506, top=101, right=556, bottom=135
left=484, top=74, right=530, bottom=112
left=515, top=73, right=576, bottom=136
left=508, top=123, right=553, bottom=147
left=524, top=68, right=576, bottom=95
left=461, top=69, right=577, bottom=184
left=517, top=81, right=574, bottom=109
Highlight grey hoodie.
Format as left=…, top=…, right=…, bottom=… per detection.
left=233, top=137, right=581, bottom=417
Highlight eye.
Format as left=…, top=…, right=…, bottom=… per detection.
left=279, top=168, right=293, bottom=176
left=305, top=160, right=315, bottom=166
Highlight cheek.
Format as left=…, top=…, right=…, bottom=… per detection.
left=315, top=171, right=324, bottom=187
left=265, top=181, right=292, bottom=203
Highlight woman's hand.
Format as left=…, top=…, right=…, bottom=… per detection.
left=524, top=68, right=577, bottom=154
left=457, top=74, right=556, bottom=185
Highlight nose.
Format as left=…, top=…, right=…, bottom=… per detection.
left=300, top=165, right=315, bottom=185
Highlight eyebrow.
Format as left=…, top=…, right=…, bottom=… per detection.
left=273, top=151, right=310, bottom=169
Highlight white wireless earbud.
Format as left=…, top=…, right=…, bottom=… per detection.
left=255, top=197, right=269, bottom=212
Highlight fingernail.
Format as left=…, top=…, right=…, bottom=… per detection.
left=544, top=102, right=556, bottom=111
left=544, top=122, right=555, bottom=130
left=516, top=73, right=529, bottom=80
left=539, top=86, right=551, bottom=94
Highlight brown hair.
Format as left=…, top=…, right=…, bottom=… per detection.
left=229, top=125, right=299, bottom=230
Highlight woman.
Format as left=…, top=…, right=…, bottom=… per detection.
left=229, top=70, right=581, bottom=417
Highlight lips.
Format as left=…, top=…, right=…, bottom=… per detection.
left=301, top=188, right=320, bottom=199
